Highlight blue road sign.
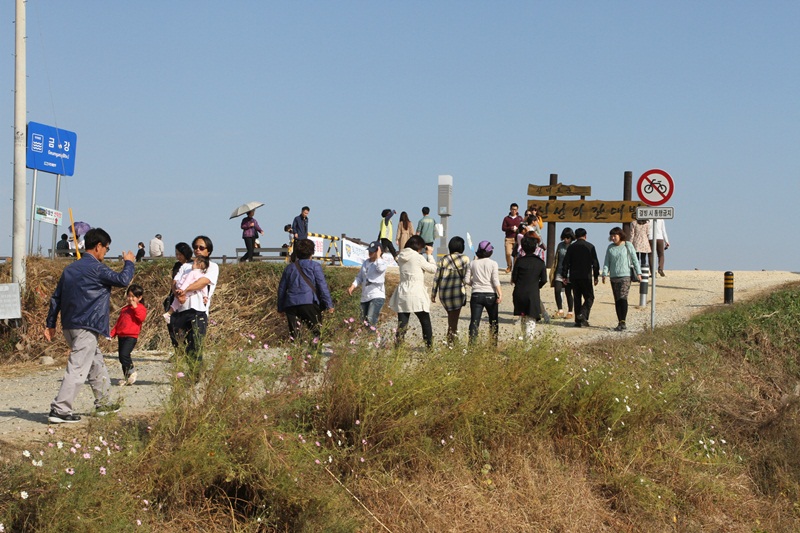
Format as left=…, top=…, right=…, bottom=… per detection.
left=26, top=122, right=77, bottom=176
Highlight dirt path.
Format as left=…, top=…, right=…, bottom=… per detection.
left=2, top=270, right=797, bottom=447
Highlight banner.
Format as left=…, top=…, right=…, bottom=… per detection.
left=33, top=205, right=62, bottom=226
left=341, top=238, right=397, bottom=267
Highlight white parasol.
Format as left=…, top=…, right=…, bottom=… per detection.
left=230, top=201, right=264, bottom=219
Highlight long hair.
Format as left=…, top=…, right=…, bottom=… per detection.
left=399, top=211, right=412, bottom=230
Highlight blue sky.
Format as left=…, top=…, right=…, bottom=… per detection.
left=2, top=1, right=798, bottom=271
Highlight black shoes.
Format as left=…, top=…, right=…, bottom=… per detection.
left=614, top=321, right=627, bottom=332
left=658, top=269, right=665, bottom=277
left=48, top=410, right=81, bottom=424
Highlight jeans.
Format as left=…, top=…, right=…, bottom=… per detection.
left=396, top=311, right=433, bottom=347
left=469, top=292, right=499, bottom=342
left=170, top=309, right=208, bottom=363
left=360, top=298, right=385, bottom=327
left=117, top=336, right=137, bottom=377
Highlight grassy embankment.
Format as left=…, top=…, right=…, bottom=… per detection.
left=1, top=258, right=800, bottom=531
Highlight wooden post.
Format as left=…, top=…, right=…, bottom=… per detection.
left=546, top=173, right=557, bottom=267
left=623, top=171, right=632, bottom=239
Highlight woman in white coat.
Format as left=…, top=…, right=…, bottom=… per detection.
left=389, top=235, right=437, bottom=347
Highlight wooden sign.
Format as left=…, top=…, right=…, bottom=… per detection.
left=529, top=200, right=645, bottom=223
left=527, top=183, right=592, bottom=197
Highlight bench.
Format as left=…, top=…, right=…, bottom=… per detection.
left=235, top=247, right=288, bottom=262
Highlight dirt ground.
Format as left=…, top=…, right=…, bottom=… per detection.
left=1, top=269, right=797, bottom=447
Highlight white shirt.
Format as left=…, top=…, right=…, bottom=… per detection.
left=465, top=257, right=501, bottom=293
left=647, top=219, right=669, bottom=244
left=352, top=257, right=387, bottom=302
left=174, top=261, right=219, bottom=313
left=149, top=237, right=164, bottom=257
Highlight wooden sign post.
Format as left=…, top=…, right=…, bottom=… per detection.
left=528, top=172, right=643, bottom=266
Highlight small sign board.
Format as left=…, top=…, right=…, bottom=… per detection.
left=34, top=205, right=63, bottom=226
left=527, top=183, right=592, bottom=197
left=26, top=122, right=78, bottom=176
left=0, top=283, right=22, bottom=320
left=636, top=206, right=674, bottom=220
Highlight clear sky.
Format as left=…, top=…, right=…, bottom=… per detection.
left=2, top=1, right=799, bottom=271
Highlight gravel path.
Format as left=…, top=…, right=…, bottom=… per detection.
left=1, top=270, right=797, bottom=446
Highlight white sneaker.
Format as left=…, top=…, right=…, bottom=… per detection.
left=126, top=371, right=138, bottom=386
left=163, top=313, right=171, bottom=325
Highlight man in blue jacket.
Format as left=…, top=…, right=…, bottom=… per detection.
left=45, top=228, right=135, bottom=423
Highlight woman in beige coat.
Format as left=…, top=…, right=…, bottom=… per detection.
left=389, top=235, right=437, bottom=347
left=396, top=211, right=415, bottom=251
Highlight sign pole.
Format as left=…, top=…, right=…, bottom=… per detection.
left=28, top=169, right=38, bottom=255
left=50, top=175, right=61, bottom=258
left=12, top=0, right=27, bottom=289
left=650, top=232, right=657, bottom=332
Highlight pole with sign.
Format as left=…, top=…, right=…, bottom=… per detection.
left=637, top=169, right=675, bottom=332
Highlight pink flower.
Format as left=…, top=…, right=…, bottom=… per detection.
left=65, top=468, right=75, bottom=475
left=83, top=453, right=91, bottom=459
left=99, top=467, right=107, bottom=475
left=176, top=372, right=185, bottom=378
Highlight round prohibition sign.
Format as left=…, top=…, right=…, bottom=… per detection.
left=637, top=169, right=674, bottom=206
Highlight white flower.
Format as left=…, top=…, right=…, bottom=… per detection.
left=625, top=405, right=631, bottom=412
left=57, top=441, right=63, bottom=449
left=20, top=491, right=29, bottom=499
left=22, top=450, right=31, bottom=458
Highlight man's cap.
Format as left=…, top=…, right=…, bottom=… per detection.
left=368, top=241, right=381, bottom=253
left=155, top=234, right=162, bottom=239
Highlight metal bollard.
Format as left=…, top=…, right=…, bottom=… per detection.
left=639, top=265, right=649, bottom=307
left=724, top=271, right=734, bottom=304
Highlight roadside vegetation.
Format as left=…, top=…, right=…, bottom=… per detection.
left=1, top=258, right=799, bottom=531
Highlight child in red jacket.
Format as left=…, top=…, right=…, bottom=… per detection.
left=110, top=284, right=147, bottom=385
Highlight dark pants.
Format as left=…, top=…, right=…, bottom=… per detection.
left=380, top=238, right=398, bottom=259
left=655, top=239, right=666, bottom=272
left=170, top=309, right=208, bottom=362
left=117, top=336, right=137, bottom=377
left=469, top=292, right=499, bottom=343
left=553, top=280, right=573, bottom=312
left=638, top=252, right=649, bottom=268
left=285, top=303, right=323, bottom=342
left=240, top=236, right=257, bottom=262
left=570, top=279, right=595, bottom=323
left=396, top=311, right=433, bottom=347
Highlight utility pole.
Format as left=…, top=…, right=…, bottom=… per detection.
left=12, top=0, right=28, bottom=289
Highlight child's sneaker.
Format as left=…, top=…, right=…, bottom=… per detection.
left=163, top=313, right=171, bottom=325
left=125, top=371, right=138, bottom=385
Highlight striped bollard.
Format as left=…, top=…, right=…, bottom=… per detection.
left=639, top=265, right=649, bottom=307
left=724, top=271, right=734, bottom=304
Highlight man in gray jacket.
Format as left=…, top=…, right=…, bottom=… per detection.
left=45, top=228, right=135, bottom=423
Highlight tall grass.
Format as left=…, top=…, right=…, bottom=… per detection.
left=2, top=260, right=800, bottom=531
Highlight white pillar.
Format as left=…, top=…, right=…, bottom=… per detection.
left=12, top=0, right=28, bottom=288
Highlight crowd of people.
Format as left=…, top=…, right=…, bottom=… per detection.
left=42, top=203, right=669, bottom=424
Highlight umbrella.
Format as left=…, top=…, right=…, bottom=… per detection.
left=72, top=221, right=91, bottom=237
left=230, top=202, right=264, bottom=219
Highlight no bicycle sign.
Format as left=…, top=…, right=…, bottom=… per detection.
left=637, top=169, right=674, bottom=206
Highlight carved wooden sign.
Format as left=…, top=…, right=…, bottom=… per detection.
left=527, top=183, right=592, bottom=197
left=528, top=200, right=644, bottom=223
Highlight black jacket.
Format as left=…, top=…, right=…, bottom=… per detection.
left=560, top=238, right=599, bottom=281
